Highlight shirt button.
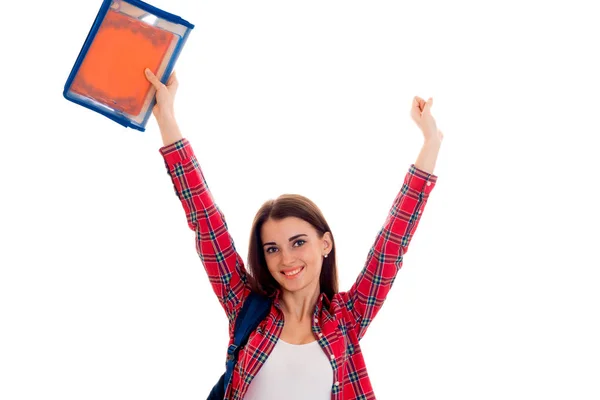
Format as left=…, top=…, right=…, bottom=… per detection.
left=330, top=354, right=335, bottom=360
left=426, top=181, right=431, bottom=186
left=318, top=333, right=323, bottom=338
left=314, top=318, right=318, bottom=323
left=418, top=210, right=422, bottom=214
left=334, top=381, right=339, bottom=386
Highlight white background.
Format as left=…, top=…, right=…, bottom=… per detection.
left=1, top=0, right=599, bottom=399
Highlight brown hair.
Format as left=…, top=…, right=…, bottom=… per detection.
left=247, top=194, right=338, bottom=300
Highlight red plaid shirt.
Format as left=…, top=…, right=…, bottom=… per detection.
left=160, top=138, right=437, bottom=399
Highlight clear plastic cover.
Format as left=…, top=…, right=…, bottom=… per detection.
left=64, top=0, right=194, bottom=130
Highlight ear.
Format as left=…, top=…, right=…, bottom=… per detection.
left=322, top=232, right=333, bottom=252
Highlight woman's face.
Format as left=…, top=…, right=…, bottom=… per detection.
left=260, top=217, right=331, bottom=295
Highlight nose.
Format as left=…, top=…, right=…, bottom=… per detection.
left=280, top=247, right=296, bottom=266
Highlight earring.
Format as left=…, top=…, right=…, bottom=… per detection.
left=324, top=253, right=328, bottom=258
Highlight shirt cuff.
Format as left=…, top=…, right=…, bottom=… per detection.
left=408, top=164, right=438, bottom=195
left=159, top=138, right=193, bottom=167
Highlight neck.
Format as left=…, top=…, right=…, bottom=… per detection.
left=280, top=283, right=320, bottom=321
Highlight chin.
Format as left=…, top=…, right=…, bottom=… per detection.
left=279, top=279, right=304, bottom=292
left=279, top=278, right=318, bottom=295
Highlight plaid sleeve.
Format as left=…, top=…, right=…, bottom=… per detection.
left=339, top=164, right=437, bottom=340
left=159, top=138, right=249, bottom=323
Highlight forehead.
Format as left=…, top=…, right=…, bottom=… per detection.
left=260, top=217, right=317, bottom=241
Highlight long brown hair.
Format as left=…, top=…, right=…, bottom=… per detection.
left=247, top=194, right=338, bottom=300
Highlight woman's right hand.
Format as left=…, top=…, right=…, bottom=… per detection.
left=145, top=68, right=182, bottom=146
left=145, top=68, right=178, bottom=126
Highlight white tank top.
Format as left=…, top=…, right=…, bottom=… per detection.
left=244, top=339, right=333, bottom=399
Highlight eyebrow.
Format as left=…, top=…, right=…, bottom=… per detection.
left=262, top=234, right=307, bottom=247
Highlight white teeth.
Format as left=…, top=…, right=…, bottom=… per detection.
left=283, top=267, right=302, bottom=276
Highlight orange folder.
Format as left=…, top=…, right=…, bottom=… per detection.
left=71, top=9, right=177, bottom=116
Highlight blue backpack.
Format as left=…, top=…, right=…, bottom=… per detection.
left=207, top=291, right=272, bottom=399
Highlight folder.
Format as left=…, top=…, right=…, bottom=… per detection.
left=64, top=0, right=194, bottom=131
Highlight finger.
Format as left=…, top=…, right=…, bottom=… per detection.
left=166, top=70, right=177, bottom=86
left=144, top=68, right=163, bottom=90
left=413, top=96, right=424, bottom=108
left=169, top=83, right=179, bottom=98
left=415, top=96, right=427, bottom=112
left=171, top=76, right=179, bottom=92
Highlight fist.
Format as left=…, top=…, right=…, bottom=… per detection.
left=411, top=96, right=444, bottom=143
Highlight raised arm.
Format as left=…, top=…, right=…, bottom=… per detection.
left=338, top=161, right=437, bottom=340
left=337, top=96, right=442, bottom=340
left=146, top=69, right=250, bottom=323
left=160, top=139, right=250, bottom=322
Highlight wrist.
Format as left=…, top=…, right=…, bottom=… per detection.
left=423, top=138, right=442, bottom=148
left=157, top=112, right=176, bottom=127
left=415, top=140, right=441, bottom=175
left=157, top=117, right=183, bottom=146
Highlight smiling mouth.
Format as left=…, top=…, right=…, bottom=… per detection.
left=281, top=266, right=304, bottom=277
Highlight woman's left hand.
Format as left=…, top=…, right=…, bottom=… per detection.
left=411, top=96, right=444, bottom=143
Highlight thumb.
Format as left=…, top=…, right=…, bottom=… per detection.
left=424, top=97, right=433, bottom=113
left=145, top=68, right=162, bottom=89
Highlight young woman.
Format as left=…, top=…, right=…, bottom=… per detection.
left=145, top=68, right=443, bottom=399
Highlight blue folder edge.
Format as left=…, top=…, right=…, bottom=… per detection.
left=63, top=0, right=194, bottom=131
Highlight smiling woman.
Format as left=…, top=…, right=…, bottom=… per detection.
left=146, top=68, right=442, bottom=399
left=248, top=196, right=337, bottom=302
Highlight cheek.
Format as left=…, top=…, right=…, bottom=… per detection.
left=306, top=250, right=323, bottom=272
left=264, top=257, right=278, bottom=276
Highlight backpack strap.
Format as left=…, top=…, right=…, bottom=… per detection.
left=208, top=291, right=272, bottom=399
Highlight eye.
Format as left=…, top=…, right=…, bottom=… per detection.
left=293, top=240, right=306, bottom=247
left=265, top=247, right=278, bottom=254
